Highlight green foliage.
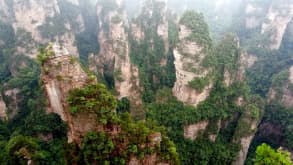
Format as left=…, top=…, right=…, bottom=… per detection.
left=67, top=82, right=179, bottom=164
left=2, top=135, right=46, bottom=164
left=67, top=84, right=117, bottom=124
left=264, top=104, right=293, bottom=149
left=176, top=139, right=240, bottom=165
left=165, top=49, right=177, bottom=88
left=78, top=112, right=179, bottom=165
left=38, top=0, right=82, bottom=39
left=271, top=69, right=290, bottom=94
left=111, top=15, right=122, bottom=24
left=38, top=16, right=67, bottom=39
left=129, top=5, right=176, bottom=103
left=80, top=131, right=115, bottom=165
left=168, top=17, right=179, bottom=47
left=179, top=11, right=212, bottom=49
left=146, top=79, right=261, bottom=164
left=254, top=143, right=292, bottom=165
left=188, top=77, right=209, bottom=92
left=36, top=46, right=54, bottom=65
left=24, top=110, right=67, bottom=138
left=280, top=20, right=293, bottom=54
left=204, top=33, right=241, bottom=79
left=116, top=97, right=130, bottom=114
left=246, top=50, right=290, bottom=97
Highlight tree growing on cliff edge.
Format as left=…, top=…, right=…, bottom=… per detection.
left=254, top=143, right=292, bottom=165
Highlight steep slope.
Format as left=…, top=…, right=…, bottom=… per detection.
left=90, top=0, right=142, bottom=117
left=0, top=95, right=7, bottom=120
left=0, top=0, right=99, bottom=119
left=40, top=43, right=97, bottom=143
left=127, top=0, right=176, bottom=104
left=172, top=11, right=213, bottom=106
left=236, top=0, right=293, bottom=50
left=146, top=9, right=264, bottom=165
left=0, top=0, right=98, bottom=59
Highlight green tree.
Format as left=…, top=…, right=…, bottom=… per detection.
left=254, top=143, right=292, bottom=165
left=80, top=131, right=115, bottom=165
left=67, top=84, right=117, bottom=124
left=2, top=135, right=47, bottom=165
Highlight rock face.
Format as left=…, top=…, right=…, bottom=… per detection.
left=0, top=95, right=7, bottom=120
left=41, top=43, right=97, bottom=143
left=172, top=24, right=212, bottom=106
left=268, top=66, right=293, bottom=108
left=0, top=0, right=88, bottom=58
left=12, top=0, right=59, bottom=42
left=92, top=0, right=142, bottom=111
left=232, top=121, right=257, bottom=165
left=260, top=1, right=293, bottom=50
left=3, top=88, right=20, bottom=119
left=233, top=134, right=255, bottom=165
left=243, top=0, right=293, bottom=49
left=183, top=121, right=209, bottom=140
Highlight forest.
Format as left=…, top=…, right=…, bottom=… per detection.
left=0, top=0, right=292, bottom=164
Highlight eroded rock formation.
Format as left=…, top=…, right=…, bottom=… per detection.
left=172, top=24, right=212, bottom=106
left=243, top=0, right=293, bottom=49
left=91, top=0, right=142, bottom=112
left=0, top=0, right=87, bottom=58
left=0, top=95, right=7, bottom=120
left=41, top=43, right=97, bottom=143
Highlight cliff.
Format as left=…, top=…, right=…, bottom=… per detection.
left=172, top=22, right=212, bottom=106
left=240, top=0, right=293, bottom=50
left=0, top=0, right=97, bottom=58
left=40, top=43, right=97, bottom=143
left=0, top=94, right=7, bottom=120
left=90, top=0, right=142, bottom=117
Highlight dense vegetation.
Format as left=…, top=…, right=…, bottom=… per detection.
left=1, top=0, right=293, bottom=164
left=254, top=143, right=292, bottom=165
left=179, top=11, right=212, bottom=50
left=67, top=83, right=180, bottom=165
left=129, top=1, right=177, bottom=104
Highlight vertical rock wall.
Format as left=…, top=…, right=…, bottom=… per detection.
left=42, top=43, right=97, bottom=143
left=172, top=24, right=212, bottom=106
left=93, top=0, right=142, bottom=111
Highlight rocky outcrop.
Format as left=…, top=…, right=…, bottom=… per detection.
left=183, top=121, right=209, bottom=140
left=268, top=66, right=293, bottom=108
left=3, top=88, right=20, bottom=119
left=156, top=2, right=169, bottom=54
left=0, top=0, right=87, bottom=58
left=128, top=132, right=171, bottom=165
left=92, top=0, right=142, bottom=112
left=232, top=99, right=262, bottom=165
left=243, top=0, right=293, bottom=50
left=232, top=121, right=257, bottom=165
left=172, top=24, right=212, bottom=106
left=233, top=134, right=255, bottom=165
left=130, top=23, right=144, bottom=41
left=12, top=0, right=59, bottom=42
left=41, top=43, right=97, bottom=143
left=0, top=95, right=7, bottom=120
